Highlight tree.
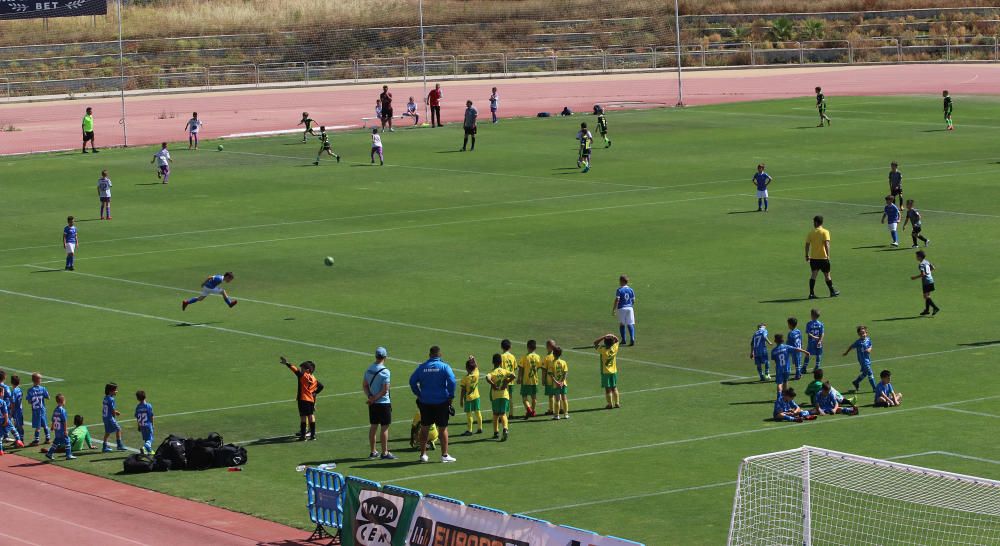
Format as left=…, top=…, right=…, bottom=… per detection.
left=798, top=19, right=826, bottom=41
left=769, top=17, right=794, bottom=43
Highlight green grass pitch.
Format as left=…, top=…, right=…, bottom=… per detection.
left=2, top=96, right=1000, bottom=544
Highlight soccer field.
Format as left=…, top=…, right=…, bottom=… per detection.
left=2, top=96, right=1000, bottom=544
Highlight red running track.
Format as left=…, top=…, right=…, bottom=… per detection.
left=2, top=64, right=999, bottom=156
left=0, top=453, right=314, bottom=546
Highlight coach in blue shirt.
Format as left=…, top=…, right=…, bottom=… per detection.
left=409, top=346, right=457, bottom=464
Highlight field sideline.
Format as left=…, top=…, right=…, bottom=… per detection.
left=2, top=96, right=1000, bottom=544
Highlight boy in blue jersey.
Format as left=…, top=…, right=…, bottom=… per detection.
left=771, top=333, right=810, bottom=398
left=874, top=370, right=903, bottom=407
left=135, top=390, right=155, bottom=454
left=0, top=396, right=25, bottom=454
left=10, top=375, right=24, bottom=439
left=815, top=382, right=858, bottom=416
left=613, top=275, right=636, bottom=346
left=843, top=325, right=877, bottom=392
left=182, top=272, right=237, bottom=310
left=752, top=164, right=772, bottom=212
left=101, top=383, right=126, bottom=452
left=63, top=215, right=78, bottom=271
left=773, top=388, right=814, bottom=422
left=804, top=309, right=824, bottom=372
left=45, top=394, right=75, bottom=460
left=0, top=370, right=10, bottom=442
left=881, top=195, right=901, bottom=247
left=750, top=323, right=773, bottom=381
left=786, top=317, right=805, bottom=379
left=27, top=373, right=50, bottom=445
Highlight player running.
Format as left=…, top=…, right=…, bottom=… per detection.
left=902, top=199, right=930, bottom=248
left=943, top=90, right=954, bottom=130
left=371, top=128, right=384, bottom=165
left=911, top=250, right=940, bottom=316
left=815, top=86, right=830, bottom=127
left=183, top=112, right=203, bottom=150
left=298, top=112, right=317, bottom=142
left=151, top=142, right=171, bottom=184
left=181, top=272, right=237, bottom=310
left=594, top=104, right=611, bottom=147
left=752, top=163, right=772, bottom=212
left=313, top=126, right=341, bottom=165
left=576, top=122, right=593, bottom=173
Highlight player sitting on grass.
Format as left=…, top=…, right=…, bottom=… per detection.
left=771, top=334, right=810, bottom=398
left=815, top=86, right=831, bottom=127
left=844, top=325, right=876, bottom=393
left=787, top=317, right=805, bottom=379
left=403, top=97, right=420, bottom=125
left=752, top=164, right=772, bottom=212
left=803, top=368, right=856, bottom=408
left=487, top=353, right=516, bottom=441
left=135, top=390, right=154, bottom=455
left=281, top=357, right=324, bottom=441
left=298, top=112, right=316, bottom=142
left=594, top=105, right=611, bottom=147
left=371, top=128, right=384, bottom=166
left=874, top=370, right=903, bottom=407
left=943, top=90, right=954, bottom=130
left=313, top=126, right=341, bottom=165
left=151, top=142, right=172, bottom=184
left=594, top=334, right=622, bottom=409
left=45, top=394, right=75, bottom=460
left=518, top=341, right=541, bottom=419
left=551, top=346, right=570, bottom=420
left=912, top=250, right=940, bottom=316
left=101, top=382, right=126, bottom=453
left=902, top=199, right=930, bottom=248
left=27, top=372, right=50, bottom=446
left=69, top=415, right=94, bottom=453
left=409, top=411, right=438, bottom=450
left=773, top=388, right=814, bottom=422
left=815, top=382, right=858, bottom=416
left=182, top=272, right=237, bottom=310
left=459, top=356, right=483, bottom=436
left=750, top=323, right=773, bottom=382
left=881, top=195, right=901, bottom=247
left=576, top=122, right=593, bottom=173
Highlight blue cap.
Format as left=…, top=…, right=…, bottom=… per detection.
left=375, top=347, right=388, bottom=359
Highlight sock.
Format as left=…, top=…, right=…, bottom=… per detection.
left=612, top=391, right=620, bottom=406
left=547, top=396, right=554, bottom=412
left=309, top=421, right=316, bottom=438
left=604, top=136, right=610, bottom=144
left=466, top=414, right=474, bottom=432
left=45, top=426, right=50, bottom=440
left=471, top=137, right=475, bottom=150
left=299, top=422, right=306, bottom=437
left=223, top=296, right=232, bottom=306
left=106, top=204, right=111, bottom=217
left=763, top=198, right=768, bottom=211
left=65, top=442, right=72, bottom=458
left=66, top=255, right=72, bottom=268
left=46, top=445, right=55, bottom=457
left=924, top=300, right=931, bottom=312
left=928, top=298, right=939, bottom=310
left=475, top=411, right=483, bottom=430
left=562, top=399, right=570, bottom=415
left=868, top=376, right=877, bottom=390
left=619, top=324, right=626, bottom=341
left=463, top=136, right=468, bottom=149
left=606, top=392, right=613, bottom=405
left=117, top=437, right=124, bottom=448
left=627, top=324, right=635, bottom=342
left=764, top=363, right=770, bottom=376
left=34, top=429, right=39, bottom=441
left=102, top=441, right=108, bottom=450
left=919, top=235, right=927, bottom=243
left=493, top=419, right=499, bottom=434
left=891, top=231, right=898, bottom=243
left=809, top=279, right=816, bottom=295
left=756, top=363, right=763, bottom=377
left=500, top=415, right=508, bottom=430
left=185, top=297, right=199, bottom=305
left=522, top=398, right=532, bottom=414
left=825, top=279, right=835, bottom=294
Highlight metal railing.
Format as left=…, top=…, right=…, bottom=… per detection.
left=2, top=37, right=998, bottom=98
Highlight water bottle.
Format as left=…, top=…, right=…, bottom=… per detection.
left=318, top=463, right=337, bottom=470
left=227, top=466, right=242, bottom=472
left=295, top=465, right=307, bottom=472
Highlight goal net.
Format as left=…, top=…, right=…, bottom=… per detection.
left=727, top=446, right=1000, bottom=546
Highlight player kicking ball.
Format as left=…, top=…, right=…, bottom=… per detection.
left=181, top=272, right=237, bottom=310
left=313, top=126, right=340, bottom=166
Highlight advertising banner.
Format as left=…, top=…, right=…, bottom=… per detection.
left=0, top=0, right=108, bottom=20
left=342, top=480, right=420, bottom=546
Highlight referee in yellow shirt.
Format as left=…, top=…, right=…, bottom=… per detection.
left=805, top=215, right=840, bottom=299
left=81, top=107, right=98, bottom=154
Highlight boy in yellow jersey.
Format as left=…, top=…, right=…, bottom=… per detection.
left=486, top=353, right=517, bottom=441
left=593, top=333, right=622, bottom=409
left=518, top=340, right=542, bottom=419
left=551, top=346, right=570, bottom=420
left=541, top=339, right=557, bottom=415
left=499, top=339, right=518, bottom=417
left=459, top=356, right=483, bottom=436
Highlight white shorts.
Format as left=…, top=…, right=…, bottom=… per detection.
left=887, top=222, right=898, bottom=231
left=64, top=242, right=76, bottom=254
left=200, top=286, right=224, bottom=297
left=756, top=190, right=768, bottom=198
left=616, top=307, right=635, bottom=326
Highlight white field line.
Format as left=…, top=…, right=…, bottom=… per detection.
left=386, top=394, right=1000, bottom=483
left=0, top=367, right=64, bottom=383
left=0, top=187, right=658, bottom=254
left=0, top=531, right=43, bottom=546
left=0, top=500, right=146, bottom=545
left=26, top=266, right=738, bottom=379
left=933, top=406, right=1000, bottom=419
left=519, top=447, right=999, bottom=515
left=0, top=288, right=419, bottom=365
left=4, top=194, right=735, bottom=267
left=222, top=127, right=352, bottom=138
left=764, top=192, right=1000, bottom=219
left=700, top=109, right=1000, bottom=130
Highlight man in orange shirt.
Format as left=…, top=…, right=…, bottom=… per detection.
left=281, top=356, right=325, bottom=441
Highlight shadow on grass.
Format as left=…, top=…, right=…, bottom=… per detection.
left=730, top=399, right=778, bottom=406
left=958, top=340, right=1000, bottom=347
left=727, top=210, right=761, bottom=215
left=135, top=182, right=163, bottom=186
left=29, top=268, right=63, bottom=273
left=75, top=218, right=104, bottom=222
left=721, top=379, right=765, bottom=386
left=793, top=126, right=820, bottom=130
left=873, top=316, right=923, bottom=322
left=858, top=210, right=882, bottom=215
left=759, top=297, right=812, bottom=304
left=349, top=163, right=382, bottom=167
left=921, top=129, right=949, bottom=133
left=552, top=167, right=579, bottom=171
left=173, top=321, right=222, bottom=327
left=435, top=150, right=464, bottom=154
left=244, top=435, right=299, bottom=446
left=852, top=244, right=887, bottom=249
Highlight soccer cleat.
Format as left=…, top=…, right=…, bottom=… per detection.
left=381, top=452, right=397, bottom=460
left=492, top=432, right=500, bottom=439
left=82, top=150, right=89, bottom=154
left=336, top=155, right=340, bottom=163
left=932, top=307, right=940, bottom=316
left=808, top=294, right=818, bottom=300
left=911, top=244, right=919, bottom=249
left=830, top=290, right=840, bottom=297
left=45, top=452, right=54, bottom=460
left=460, top=431, right=473, bottom=437
left=925, top=240, right=931, bottom=247
left=614, top=404, right=621, bottom=408
left=851, top=379, right=861, bottom=391
left=803, top=414, right=817, bottom=421
left=14, top=440, right=23, bottom=448
left=106, top=216, right=112, bottom=220
left=582, top=166, right=590, bottom=173
left=441, top=454, right=456, bottom=463
left=920, top=310, right=930, bottom=316
left=44, top=438, right=51, bottom=444
left=389, top=128, right=395, bottom=132
left=605, top=404, right=614, bottom=410
left=563, top=414, right=570, bottom=419
left=313, top=161, right=319, bottom=166
left=102, top=447, right=112, bottom=453
left=295, top=434, right=306, bottom=442
left=68, top=266, right=74, bottom=271
left=66, top=455, right=77, bottom=460
left=476, top=429, right=483, bottom=434
left=228, top=300, right=238, bottom=308
left=182, top=300, right=189, bottom=311
left=794, top=416, right=804, bottom=423
left=891, top=242, right=899, bottom=247
left=29, top=440, right=38, bottom=447
left=419, top=454, right=429, bottom=463
left=368, top=451, right=379, bottom=460
left=501, top=429, right=508, bottom=442
left=552, top=415, right=560, bottom=420
left=306, top=434, right=316, bottom=441
left=764, top=374, right=772, bottom=381
left=93, top=149, right=100, bottom=153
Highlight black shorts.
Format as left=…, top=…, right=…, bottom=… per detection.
left=83, top=131, right=95, bottom=142
left=297, top=399, right=316, bottom=417
left=890, top=186, right=902, bottom=196
left=464, top=126, right=477, bottom=135
left=417, top=401, right=450, bottom=428
left=368, top=403, right=392, bottom=426
left=99, top=196, right=110, bottom=203
left=382, top=108, right=393, bottom=119
left=810, top=259, right=831, bottom=273
left=923, top=282, right=935, bottom=294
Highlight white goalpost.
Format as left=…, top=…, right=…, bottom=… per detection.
left=727, top=446, right=1000, bottom=546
